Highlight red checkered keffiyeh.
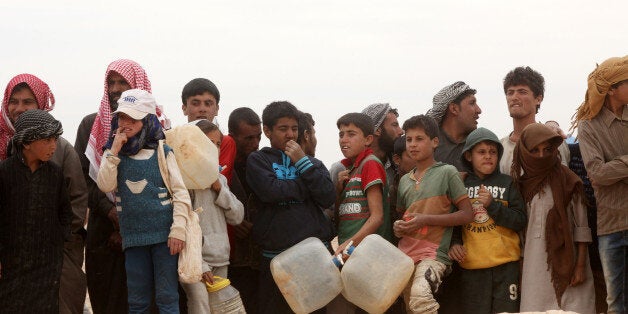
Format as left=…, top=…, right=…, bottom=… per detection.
left=0, top=74, right=55, bottom=159
left=85, top=59, right=155, bottom=181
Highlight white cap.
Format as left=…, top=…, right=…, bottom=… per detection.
left=113, top=89, right=157, bottom=120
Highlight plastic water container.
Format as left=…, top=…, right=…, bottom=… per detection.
left=205, top=277, right=246, bottom=314
left=165, top=124, right=219, bottom=189
left=341, top=234, right=414, bottom=313
left=270, top=237, right=344, bottom=314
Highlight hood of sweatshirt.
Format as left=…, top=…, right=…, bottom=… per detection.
left=460, top=127, right=503, bottom=174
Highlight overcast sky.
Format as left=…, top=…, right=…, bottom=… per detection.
left=1, top=1, right=626, bottom=167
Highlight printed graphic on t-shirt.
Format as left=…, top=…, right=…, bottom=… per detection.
left=471, top=200, right=489, bottom=224
left=272, top=162, right=298, bottom=180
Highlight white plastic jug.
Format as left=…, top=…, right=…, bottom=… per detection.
left=340, top=234, right=414, bottom=313
left=270, top=237, right=343, bottom=314
left=164, top=124, right=219, bottom=189
left=205, top=276, right=246, bottom=314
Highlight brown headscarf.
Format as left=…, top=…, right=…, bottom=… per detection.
left=571, top=55, right=628, bottom=130
left=511, top=123, right=584, bottom=308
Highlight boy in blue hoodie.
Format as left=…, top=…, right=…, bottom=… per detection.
left=448, top=127, right=526, bottom=314
left=246, top=101, right=335, bottom=314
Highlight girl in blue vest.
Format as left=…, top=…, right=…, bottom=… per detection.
left=97, top=89, right=191, bottom=314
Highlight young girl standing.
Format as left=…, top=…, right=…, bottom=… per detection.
left=512, top=123, right=595, bottom=313
left=97, top=89, right=191, bottom=314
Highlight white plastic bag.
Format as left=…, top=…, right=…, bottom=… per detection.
left=156, top=139, right=204, bottom=283
left=177, top=206, right=204, bottom=283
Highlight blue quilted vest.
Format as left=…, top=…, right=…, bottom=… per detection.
left=116, top=149, right=173, bottom=249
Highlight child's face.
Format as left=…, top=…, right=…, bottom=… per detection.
left=393, top=150, right=415, bottom=175
left=405, top=127, right=437, bottom=163
left=465, top=141, right=498, bottom=178
left=117, top=112, right=143, bottom=138
left=530, top=140, right=553, bottom=158
left=182, top=92, right=219, bottom=122
left=338, top=123, right=372, bottom=161
left=24, top=137, right=58, bottom=162
left=205, top=129, right=222, bottom=152
left=264, top=117, right=298, bottom=151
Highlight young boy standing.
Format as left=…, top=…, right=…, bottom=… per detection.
left=448, top=127, right=526, bottom=314
left=246, top=101, right=335, bottom=314
left=326, top=112, right=391, bottom=313
left=0, top=110, right=72, bottom=312
left=394, top=115, right=474, bottom=314
left=181, top=78, right=236, bottom=181
left=335, top=112, right=391, bottom=253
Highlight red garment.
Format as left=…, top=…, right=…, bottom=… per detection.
left=340, top=148, right=387, bottom=190
left=85, top=59, right=152, bottom=181
left=0, top=74, right=55, bottom=159
left=218, top=134, right=237, bottom=257
left=219, top=134, right=236, bottom=184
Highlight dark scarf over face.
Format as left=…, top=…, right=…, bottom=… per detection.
left=511, top=123, right=584, bottom=308
left=103, top=114, right=164, bottom=156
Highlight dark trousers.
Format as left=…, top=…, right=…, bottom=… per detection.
left=258, top=256, right=293, bottom=314
left=458, top=261, right=520, bottom=314
left=230, top=265, right=260, bottom=314
left=59, top=234, right=87, bottom=314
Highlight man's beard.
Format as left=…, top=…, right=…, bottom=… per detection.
left=379, top=128, right=397, bottom=154
left=109, top=93, right=121, bottom=110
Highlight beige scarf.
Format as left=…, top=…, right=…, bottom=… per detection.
left=571, top=55, right=628, bottom=130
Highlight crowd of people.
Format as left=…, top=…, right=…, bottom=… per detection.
left=0, top=55, right=625, bottom=314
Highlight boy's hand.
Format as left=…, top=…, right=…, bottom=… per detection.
left=284, top=140, right=305, bottom=163
left=393, top=220, right=404, bottom=238
left=110, top=127, right=128, bottom=156
left=394, top=213, right=427, bottom=236
left=334, top=239, right=353, bottom=261
left=545, top=121, right=568, bottom=139
left=337, top=169, right=350, bottom=193
left=478, top=184, right=493, bottom=208
left=210, top=179, right=222, bottom=193
left=168, top=238, right=185, bottom=255
left=448, top=244, right=466, bottom=263
left=202, top=271, right=215, bottom=284
left=570, top=264, right=585, bottom=286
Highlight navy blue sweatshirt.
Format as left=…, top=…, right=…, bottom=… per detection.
left=246, top=147, right=335, bottom=253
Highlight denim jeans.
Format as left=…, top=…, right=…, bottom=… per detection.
left=125, top=242, right=179, bottom=314
left=598, top=230, right=627, bottom=314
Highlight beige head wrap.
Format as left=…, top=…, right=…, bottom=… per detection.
left=572, top=55, right=628, bottom=129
